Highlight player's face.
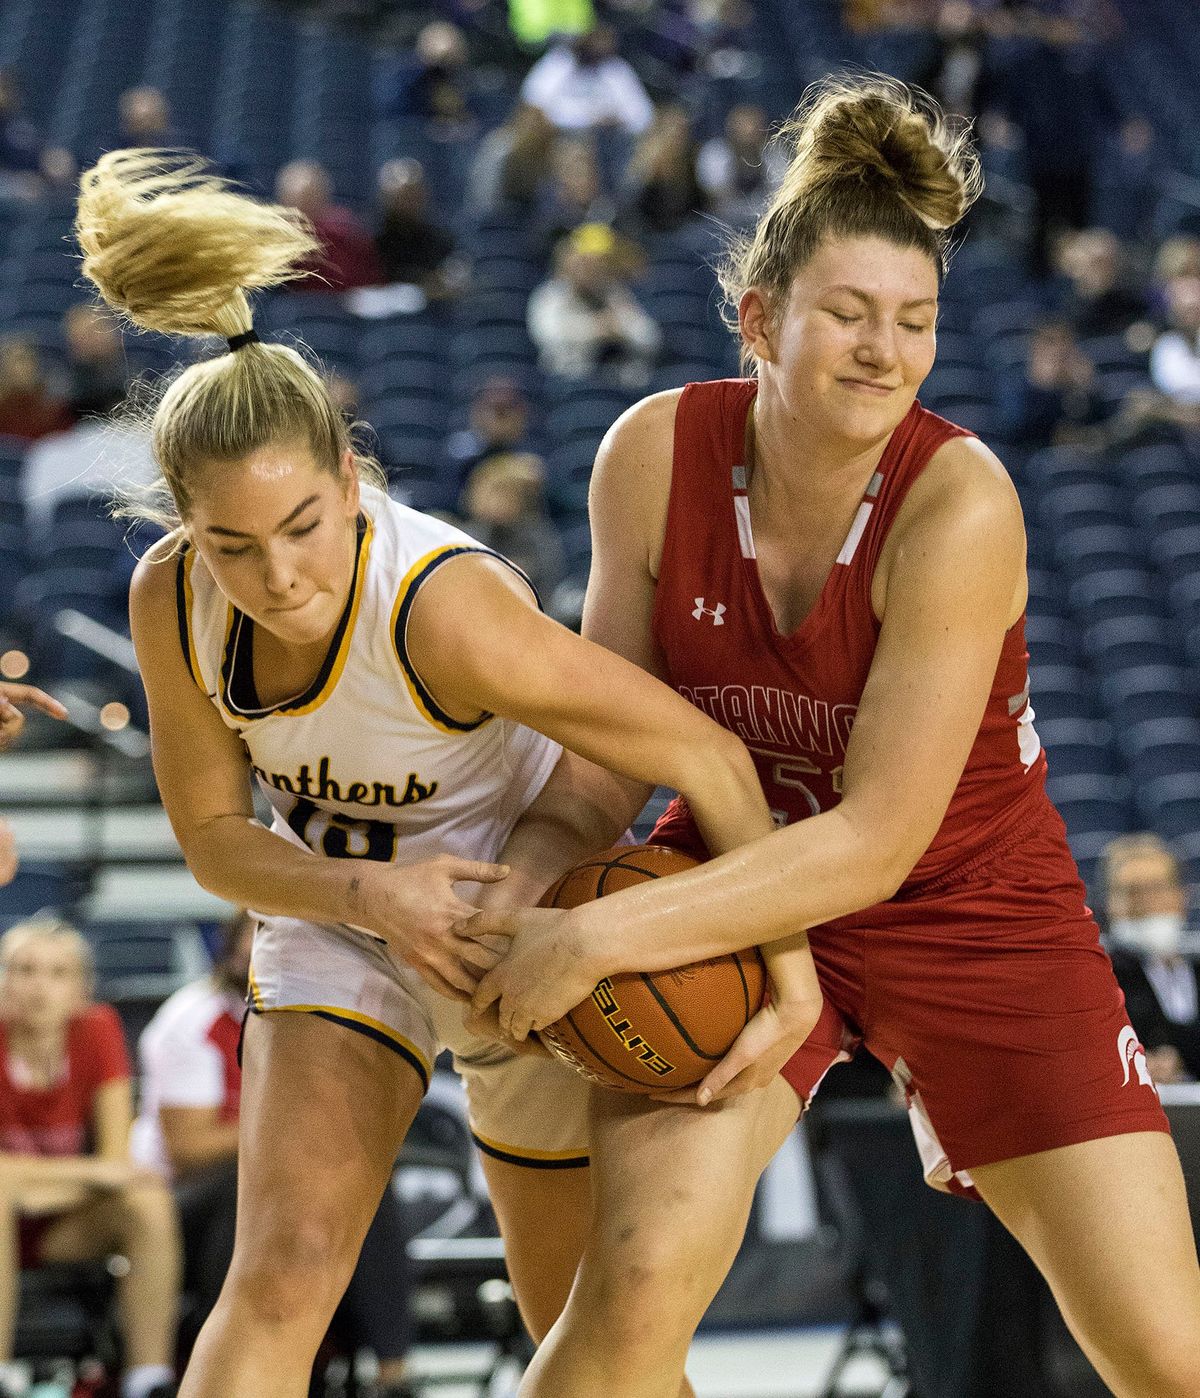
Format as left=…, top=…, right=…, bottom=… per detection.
left=753, top=234, right=939, bottom=446
left=187, top=442, right=361, bottom=646
left=1, top=940, right=87, bottom=1031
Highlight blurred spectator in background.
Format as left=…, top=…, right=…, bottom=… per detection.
left=0, top=916, right=180, bottom=1398
left=995, top=318, right=1104, bottom=448
left=1054, top=228, right=1148, bottom=343
left=528, top=221, right=661, bottom=385
left=131, top=913, right=250, bottom=1365
left=374, top=158, right=463, bottom=298
left=460, top=452, right=564, bottom=600
left=1149, top=272, right=1200, bottom=413
left=620, top=104, right=707, bottom=236
left=1102, top=833, right=1200, bottom=1084
left=508, top=0, right=596, bottom=50
left=133, top=911, right=417, bottom=1396
left=0, top=71, right=74, bottom=204
left=697, top=103, right=785, bottom=228
left=914, top=1, right=988, bottom=120
left=467, top=102, right=557, bottom=217
left=275, top=160, right=382, bottom=293
left=62, top=304, right=129, bottom=420
left=113, top=87, right=180, bottom=152
left=536, top=136, right=615, bottom=250
left=446, top=375, right=533, bottom=489
left=981, top=4, right=1121, bottom=278
left=520, top=25, right=653, bottom=137
left=1092, top=114, right=1165, bottom=246
left=0, top=340, right=70, bottom=441
left=380, top=20, right=478, bottom=141
left=22, top=408, right=156, bottom=532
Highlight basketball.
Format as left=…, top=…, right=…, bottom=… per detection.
left=537, top=844, right=766, bottom=1094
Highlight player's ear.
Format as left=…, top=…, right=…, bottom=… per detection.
left=339, top=449, right=360, bottom=517
left=739, top=288, right=776, bottom=366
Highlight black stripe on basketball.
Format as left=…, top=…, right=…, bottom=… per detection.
left=555, top=1010, right=674, bottom=1088
left=733, top=950, right=752, bottom=1021
left=639, top=973, right=725, bottom=1061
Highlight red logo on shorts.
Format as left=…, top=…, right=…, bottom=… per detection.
left=1118, top=1025, right=1156, bottom=1092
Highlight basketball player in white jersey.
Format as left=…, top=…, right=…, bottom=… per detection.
left=75, top=151, right=822, bottom=1398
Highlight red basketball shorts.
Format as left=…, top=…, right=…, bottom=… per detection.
left=778, top=811, right=1171, bottom=1195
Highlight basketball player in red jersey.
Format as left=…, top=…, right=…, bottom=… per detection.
left=468, top=76, right=1200, bottom=1398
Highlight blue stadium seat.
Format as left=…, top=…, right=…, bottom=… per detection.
left=1054, top=523, right=1140, bottom=576
left=1024, top=613, right=1081, bottom=666
left=1028, top=663, right=1102, bottom=720
left=1132, top=482, right=1200, bottom=534
left=1067, top=567, right=1165, bottom=622
left=1038, top=716, right=1120, bottom=776
left=1039, top=481, right=1127, bottom=532
left=1081, top=613, right=1177, bottom=670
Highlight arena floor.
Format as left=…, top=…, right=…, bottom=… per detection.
left=404, top=1328, right=901, bottom=1398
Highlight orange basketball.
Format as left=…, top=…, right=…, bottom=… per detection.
left=537, top=844, right=766, bottom=1095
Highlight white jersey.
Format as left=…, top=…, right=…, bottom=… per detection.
left=130, top=977, right=243, bottom=1179
left=176, top=485, right=561, bottom=869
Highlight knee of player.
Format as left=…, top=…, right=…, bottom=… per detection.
left=585, top=1233, right=716, bottom=1342
left=226, top=1214, right=354, bottom=1324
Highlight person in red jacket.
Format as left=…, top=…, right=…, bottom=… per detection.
left=467, top=75, right=1200, bottom=1398
left=0, top=915, right=181, bottom=1398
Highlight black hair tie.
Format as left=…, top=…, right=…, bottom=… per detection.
left=226, top=329, right=260, bottom=353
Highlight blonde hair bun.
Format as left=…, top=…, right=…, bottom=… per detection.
left=76, top=148, right=319, bottom=339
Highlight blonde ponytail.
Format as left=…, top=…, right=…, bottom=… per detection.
left=75, top=149, right=385, bottom=537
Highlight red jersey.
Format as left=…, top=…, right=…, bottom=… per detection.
left=650, top=379, right=1054, bottom=891
left=0, top=1004, right=130, bottom=1157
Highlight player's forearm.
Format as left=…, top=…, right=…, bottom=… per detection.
left=0, top=1153, right=101, bottom=1186
left=184, top=815, right=380, bottom=928
left=491, top=753, right=651, bottom=907
left=576, top=805, right=897, bottom=973
left=665, top=730, right=776, bottom=856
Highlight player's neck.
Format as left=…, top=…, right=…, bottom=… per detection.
left=748, top=393, right=890, bottom=516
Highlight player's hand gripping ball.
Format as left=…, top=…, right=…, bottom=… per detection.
left=538, top=845, right=765, bottom=1094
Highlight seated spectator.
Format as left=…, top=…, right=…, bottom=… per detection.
left=132, top=912, right=416, bottom=1396
left=1054, top=228, right=1148, bottom=343
left=697, top=104, right=786, bottom=228
left=112, top=87, right=180, bottom=152
left=620, top=104, right=707, bottom=236
left=508, top=0, right=596, bottom=49
left=446, top=375, right=533, bottom=490
left=520, top=26, right=653, bottom=138
left=466, top=103, right=557, bottom=217
left=0, top=915, right=180, bottom=1398
left=275, top=160, right=382, bottom=294
left=22, top=413, right=156, bottom=532
left=994, top=318, right=1104, bottom=447
left=1101, top=834, right=1200, bottom=1084
left=0, top=340, right=70, bottom=441
left=379, top=20, right=478, bottom=141
left=1092, top=114, right=1165, bottom=245
left=528, top=222, right=661, bottom=386
left=62, top=304, right=129, bottom=420
left=1149, top=272, right=1200, bottom=410
left=536, top=136, right=615, bottom=252
left=374, top=159, right=463, bottom=298
left=460, top=452, right=564, bottom=601
left=0, top=70, right=74, bottom=204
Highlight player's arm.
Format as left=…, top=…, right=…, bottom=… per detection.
left=91, top=1076, right=134, bottom=1160
left=159, top=1106, right=240, bottom=1176
left=470, top=394, right=685, bottom=908
left=568, top=436, right=1027, bottom=972
left=129, top=548, right=506, bottom=997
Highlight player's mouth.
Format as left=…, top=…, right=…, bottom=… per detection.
left=838, top=378, right=896, bottom=396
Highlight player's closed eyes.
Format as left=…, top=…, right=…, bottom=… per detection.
left=218, top=519, right=320, bottom=557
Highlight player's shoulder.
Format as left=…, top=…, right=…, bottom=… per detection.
left=129, top=530, right=188, bottom=622
left=591, top=388, right=683, bottom=508
left=903, top=429, right=1023, bottom=542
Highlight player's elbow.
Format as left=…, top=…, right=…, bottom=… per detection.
left=671, top=728, right=771, bottom=829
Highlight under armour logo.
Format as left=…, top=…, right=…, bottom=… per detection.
left=692, top=598, right=726, bottom=625
left=1118, top=1025, right=1156, bottom=1092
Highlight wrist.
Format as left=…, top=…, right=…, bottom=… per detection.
left=563, top=908, right=604, bottom=984
left=346, top=861, right=388, bottom=928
